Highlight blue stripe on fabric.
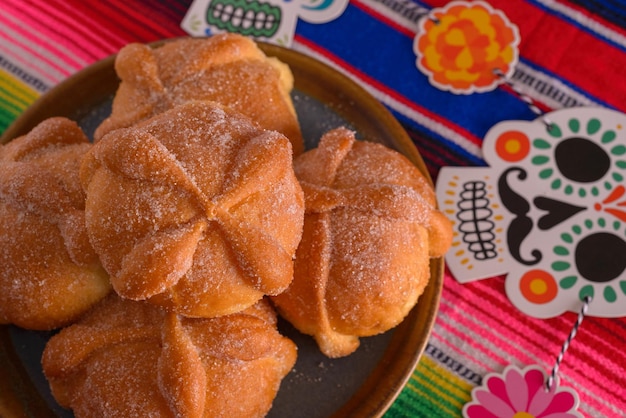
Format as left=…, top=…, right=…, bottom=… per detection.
left=295, top=4, right=538, bottom=144
left=567, top=0, right=626, bottom=28
left=388, top=107, right=487, bottom=167
left=525, top=0, right=626, bottom=54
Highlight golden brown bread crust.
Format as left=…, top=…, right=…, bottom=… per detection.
left=0, top=117, right=110, bottom=330
left=42, top=295, right=297, bottom=418
left=81, top=101, right=305, bottom=317
left=94, top=33, right=304, bottom=156
left=272, top=128, right=452, bottom=357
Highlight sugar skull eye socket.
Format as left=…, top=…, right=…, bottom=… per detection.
left=554, top=136, right=611, bottom=183
left=575, top=232, right=626, bottom=283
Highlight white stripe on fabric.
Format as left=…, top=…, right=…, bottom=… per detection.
left=535, top=0, right=626, bottom=49
left=291, top=41, right=484, bottom=160
left=1, top=9, right=89, bottom=70
left=0, top=22, right=68, bottom=84
left=512, top=61, right=601, bottom=110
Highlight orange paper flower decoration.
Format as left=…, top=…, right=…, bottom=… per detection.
left=414, top=1, right=520, bottom=94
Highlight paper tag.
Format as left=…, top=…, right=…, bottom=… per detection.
left=436, top=107, right=626, bottom=318
left=181, top=0, right=349, bottom=46
left=462, top=365, right=582, bottom=418
left=413, top=0, right=520, bottom=94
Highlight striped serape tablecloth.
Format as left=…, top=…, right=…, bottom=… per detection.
left=1, top=0, right=625, bottom=417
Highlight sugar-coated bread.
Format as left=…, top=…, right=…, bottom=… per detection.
left=81, top=101, right=304, bottom=317
left=0, top=118, right=110, bottom=330
left=94, top=33, right=304, bottom=156
left=272, top=128, right=452, bottom=357
left=42, top=295, right=297, bottom=418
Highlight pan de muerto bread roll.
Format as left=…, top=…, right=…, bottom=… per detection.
left=272, top=128, right=452, bottom=357
left=42, top=295, right=297, bottom=418
left=0, top=118, right=110, bottom=330
left=94, top=33, right=304, bottom=156
left=81, top=101, right=304, bottom=317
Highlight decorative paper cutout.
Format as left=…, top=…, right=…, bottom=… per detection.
left=462, top=365, right=582, bottom=418
left=181, top=0, right=349, bottom=46
left=436, top=107, right=626, bottom=318
left=413, top=0, right=520, bottom=94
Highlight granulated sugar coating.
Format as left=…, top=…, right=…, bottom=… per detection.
left=42, top=295, right=297, bottom=418
left=81, top=101, right=305, bottom=318
left=271, top=127, right=453, bottom=358
left=95, top=33, right=304, bottom=156
left=0, top=117, right=110, bottom=330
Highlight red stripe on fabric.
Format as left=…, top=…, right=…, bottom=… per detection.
left=498, top=83, right=553, bottom=113
left=440, top=275, right=626, bottom=413
left=52, top=0, right=159, bottom=46
left=455, top=277, right=626, bottom=405
left=350, top=0, right=416, bottom=38
left=559, top=0, right=626, bottom=38
left=424, top=0, right=626, bottom=112
left=8, top=0, right=125, bottom=63
left=49, top=0, right=129, bottom=56
left=435, top=304, right=511, bottom=366
left=294, top=35, right=484, bottom=149
left=103, top=0, right=185, bottom=40
left=444, top=273, right=626, bottom=397
left=0, top=28, right=71, bottom=79
left=0, top=42, right=57, bottom=84
left=441, top=276, right=555, bottom=367
left=0, top=9, right=86, bottom=70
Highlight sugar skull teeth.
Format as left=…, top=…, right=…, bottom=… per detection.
left=456, top=180, right=498, bottom=261
left=206, top=0, right=280, bottom=37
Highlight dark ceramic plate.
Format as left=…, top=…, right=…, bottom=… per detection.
left=0, top=41, right=443, bottom=418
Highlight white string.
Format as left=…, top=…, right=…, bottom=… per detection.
left=546, top=295, right=592, bottom=392
left=493, top=68, right=556, bottom=133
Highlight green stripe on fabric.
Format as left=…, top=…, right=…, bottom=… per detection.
left=0, top=93, right=26, bottom=118
left=0, top=110, right=15, bottom=129
left=384, top=356, right=473, bottom=417
left=0, top=68, right=39, bottom=136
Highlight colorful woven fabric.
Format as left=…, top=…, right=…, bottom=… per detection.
left=1, top=0, right=625, bottom=417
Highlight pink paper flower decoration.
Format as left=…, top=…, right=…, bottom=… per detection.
left=463, top=365, right=582, bottom=418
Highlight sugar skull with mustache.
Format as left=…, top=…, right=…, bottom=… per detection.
left=437, top=107, right=626, bottom=318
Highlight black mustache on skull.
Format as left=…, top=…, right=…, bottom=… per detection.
left=498, top=167, right=541, bottom=266
left=498, top=167, right=588, bottom=266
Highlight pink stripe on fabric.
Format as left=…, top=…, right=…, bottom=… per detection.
left=446, top=278, right=563, bottom=360
left=0, top=10, right=85, bottom=71
left=429, top=332, right=496, bottom=374
left=440, top=289, right=626, bottom=415
left=35, top=0, right=121, bottom=58
left=5, top=0, right=123, bottom=63
left=0, top=32, right=66, bottom=82
left=443, top=277, right=555, bottom=355
left=437, top=288, right=545, bottom=370
left=448, top=269, right=626, bottom=378
left=435, top=305, right=512, bottom=366
left=446, top=274, right=626, bottom=394
left=437, top=274, right=625, bottom=414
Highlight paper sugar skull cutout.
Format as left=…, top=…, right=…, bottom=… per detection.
left=436, top=107, right=626, bottom=318
left=182, top=0, right=349, bottom=46
left=413, top=0, right=520, bottom=94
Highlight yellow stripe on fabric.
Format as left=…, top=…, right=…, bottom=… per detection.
left=0, top=69, right=39, bottom=108
left=0, top=69, right=39, bottom=135
left=408, top=355, right=474, bottom=415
